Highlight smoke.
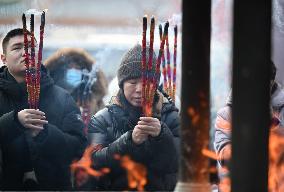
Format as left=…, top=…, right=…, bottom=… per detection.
left=273, top=0, right=284, bottom=33
left=168, top=13, right=182, bottom=27
left=24, top=9, right=43, bottom=15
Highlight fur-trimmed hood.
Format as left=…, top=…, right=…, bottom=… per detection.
left=44, top=48, right=108, bottom=100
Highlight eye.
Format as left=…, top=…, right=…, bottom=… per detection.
left=12, top=47, right=21, bottom=51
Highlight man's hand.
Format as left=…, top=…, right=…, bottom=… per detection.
left=18, top=109, right=48, bottom=137
left=137, top=117, right=161, bottom=137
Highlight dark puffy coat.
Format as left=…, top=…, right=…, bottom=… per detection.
left=0, top=66, right=87, bottom=190
left=88, top=92, right=180, bottom=191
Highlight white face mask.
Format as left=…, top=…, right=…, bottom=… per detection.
left=66, top=68, right=83, bottom=87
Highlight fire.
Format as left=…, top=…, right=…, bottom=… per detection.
left=215, top=125, right=284, bottom=192
left=187, top=107, right=200, bottom=126
left=202, top=148, right=230, bottom=191
left=145, top=103, right=152, bottom=117
left=202, top=148, right=219, bottom=175
left=219, top=176, right=231, bottom=192
left=202, top=148, right=218, bottom=160
left=269, top=129, right=284, bottom=192
left=114, top=154, right=147, bottom=191
left=70, top=145, right=110, bottom=186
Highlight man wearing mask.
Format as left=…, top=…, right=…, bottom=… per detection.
left=0, top=28, right=87, bottom=190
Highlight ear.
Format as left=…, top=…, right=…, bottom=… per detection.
left=1, top=54, right=6, bottom=65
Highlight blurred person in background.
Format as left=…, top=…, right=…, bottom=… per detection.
left=44, top=48, right=108, bottom=189
left=214, top=61, right=284, bottom=191
left=44, top=48, right=108, bottom=118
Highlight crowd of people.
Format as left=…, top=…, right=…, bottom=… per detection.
left=0, top=22, right=283, bottom=192
left=0, top=28, right=180, bottom=191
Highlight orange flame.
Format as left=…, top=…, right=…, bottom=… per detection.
left=269, top=128, right=284, bottom=192
left=70, top=145, right=110, bottom=186
left=202, top=148, right=218, bottom=160
left=114, top=154, right=147, bottom=191
left=144, top=82, right=155, bottom=117
left=219, top=176, right=231, bottom=192
left=216, top=125, right=284, bottom=192
left=145, top=103, right=152, bottom=117
left=187, top=107, right=200, bottom=126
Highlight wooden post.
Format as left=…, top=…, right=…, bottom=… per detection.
left=175, top=1, right=211, bottom=191
left=231, top=1, right=271, bottom=192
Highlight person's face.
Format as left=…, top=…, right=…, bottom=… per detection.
left=1, top=35, right=37, bottom=81
left=123, top=78, right=142, bottom=107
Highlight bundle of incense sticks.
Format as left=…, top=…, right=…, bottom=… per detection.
left=141, top=16, right=168, bottom=117
left=22, top=11, right=45, bottom=109
left=159, top=24, right=168, bottom=95
left=159, top=23, right=178, bottom=102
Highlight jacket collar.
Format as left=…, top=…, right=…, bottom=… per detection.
left=0, top=65, right=54, bottom=100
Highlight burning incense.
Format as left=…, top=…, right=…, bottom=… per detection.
left=22, top=11, right=45, bottom=109
left=142, top=16, right=147, bottom=115
left=30, top=14, right=36, bottom=109
left=144, top=16, right=155, bottom=117
left=35, top=11, right=45, bottom=109
left=159, top=24, right=168, bottom=94
left=22, top=14, right=32, bottom=109
left=173, top=25, right=177, bottom=102
left=165, top=21, right=172, bottom=98
left=141, top=18, right=177, bottom=116
left=147, top=22, right=168, bottom=114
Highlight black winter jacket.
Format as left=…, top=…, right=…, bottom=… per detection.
left=88, top=92, right=180, bottom=191
left=0, top=66, right=87, bottom=190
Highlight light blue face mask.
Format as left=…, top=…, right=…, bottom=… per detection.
left=66, top=68, right=83, bottom=87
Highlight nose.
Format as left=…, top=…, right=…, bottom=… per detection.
left=21, top=48, right=26, bottom=57
left=136, top=81, right=142, bottom=93
left=21, top=48, right=31, bottom=60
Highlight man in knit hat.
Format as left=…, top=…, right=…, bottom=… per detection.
left=88, top=44, right=180, bottom=191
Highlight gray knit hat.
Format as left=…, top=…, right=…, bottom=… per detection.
left=118, top=44, right=159, bottom=88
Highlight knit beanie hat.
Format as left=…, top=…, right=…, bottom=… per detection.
left=117, top=44, right=159, bottom=88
